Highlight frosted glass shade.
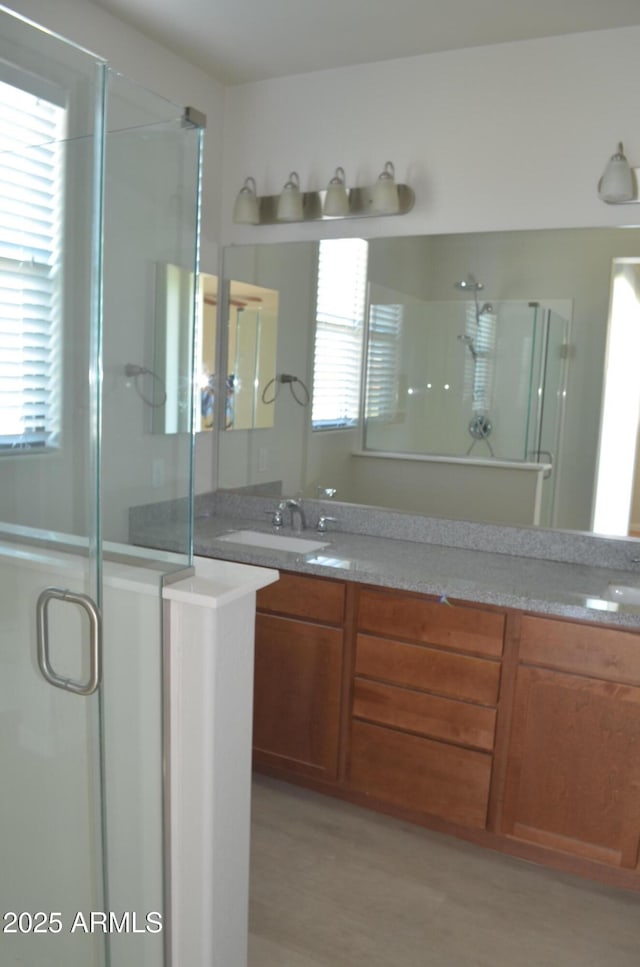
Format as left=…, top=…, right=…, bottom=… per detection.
left=277, top=171, right=303, bottom=221
left=598, top=143, right=635, bottom=203
left=323, top=166, right=349, bottom=216
left=372, top=161, right=399, bottom=214
left=232, top=177, right=259, bottom=224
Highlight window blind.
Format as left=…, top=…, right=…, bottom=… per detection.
left=0, top=78, right=65, bottom=450
left=365, top=302, right=403, bottom=421
left=312, top=238, right=368, bottom=429
left=464, top=303, right=496, bottom=414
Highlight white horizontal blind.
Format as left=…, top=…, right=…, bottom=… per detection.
left=0, top=78, right=65, bottom=451
left=365, top=302, right=403, bottom=421
left=464, top=303, right=497, bottom=414
left=312, top=238, right=368, bottom=429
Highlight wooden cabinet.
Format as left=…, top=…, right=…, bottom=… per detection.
left=253, top=572, right=346, bottom=782
left=346, top=588, right=505, bottom=829
left=501, top=615, right=640, bottom=870
left=248, top=569, right=640, bottom=889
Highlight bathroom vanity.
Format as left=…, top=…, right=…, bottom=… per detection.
left=253, top=572, right=640, bottom=891
left=129, top=494, right=640, bottom=891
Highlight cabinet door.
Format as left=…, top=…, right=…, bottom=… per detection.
left=502, top=665, right=640, bottom=869
left=253, top=613, right=343, bottom=782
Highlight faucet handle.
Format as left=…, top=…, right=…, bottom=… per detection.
left=316, top=515, right=338, bottom=533
left=265, top=508, right=284, bottom=528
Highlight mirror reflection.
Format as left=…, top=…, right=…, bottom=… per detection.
left=197, top=275, right=278, bottom=432
left=226, top=281, right=278, bottom=431
left=217, top=229, right=640, bottom=538
left=153, top=262, right=195, bottom=434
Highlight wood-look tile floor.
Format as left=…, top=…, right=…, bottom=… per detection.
left=248, top=775, right=640, bottom=966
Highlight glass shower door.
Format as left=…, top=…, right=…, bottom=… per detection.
left=0, top=10, right=108, bottom=966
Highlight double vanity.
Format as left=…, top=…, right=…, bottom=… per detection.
left=132, top=492, right=640, bottom=892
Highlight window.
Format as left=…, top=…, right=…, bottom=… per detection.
left=312, top=238, right=368, bottom=429
left=0, top=77, right=65, bottom=451
left=365, top=302, right=403, bottom=422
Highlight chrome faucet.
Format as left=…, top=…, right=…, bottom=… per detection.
left=278, top=498, right=307, bottom=533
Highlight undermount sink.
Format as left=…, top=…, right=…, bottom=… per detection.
left=604, top=583, right=640, bottom=606
left=216, top=529, right=330, bottom=554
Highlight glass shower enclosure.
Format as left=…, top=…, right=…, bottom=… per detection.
left=364, top=297, right=569, bottom=526
left=0, top=8, right=202, bottom=966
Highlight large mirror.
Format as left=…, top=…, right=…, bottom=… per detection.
left=217, top=229, right=640, bottom=538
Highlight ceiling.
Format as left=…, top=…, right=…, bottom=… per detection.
left=89, top=0, right=640, bottom=85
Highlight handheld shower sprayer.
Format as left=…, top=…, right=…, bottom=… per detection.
left=454, top=275, right=493, bottom=356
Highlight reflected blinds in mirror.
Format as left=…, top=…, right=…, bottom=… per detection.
left=365, top=303, right=403, bottom=422
left=312, top=238, right=368, bottom=429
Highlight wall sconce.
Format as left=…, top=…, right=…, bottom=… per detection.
left=372, top=161, right=399, bottom=214
left=232, top=176, right=259, bottom=224
left=598, top=143, right=639, bottom=204
left=231, top=162, right=415, bottom=225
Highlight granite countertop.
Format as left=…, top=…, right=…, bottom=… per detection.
left=192, top=514, right=640, bottom=629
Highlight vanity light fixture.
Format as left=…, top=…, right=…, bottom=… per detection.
left=597, top=143, right=639, bottom=204
left=231, top=162, right=414, bottom=225
left=323, top=166, right=349, bottom=216
left=371, top=161, right=400, bottom=214
left=232, top=176, right=259, bottom=224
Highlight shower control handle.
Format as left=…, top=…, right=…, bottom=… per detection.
left=36, top=587, right=102, bottom=696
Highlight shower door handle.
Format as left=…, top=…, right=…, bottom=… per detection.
left=36, top=587, right=102, bottom=695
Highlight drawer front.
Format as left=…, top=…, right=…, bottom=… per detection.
left=355, top=633, right=501, bottom=706
left=358, top=588, right=504, bottom=658
left=352, top=678, right=496, bottom=752
left=519, top=615, right=640, bottom=686
left=348, top=720, right=492, bottom=829
left=257, top=571, right=345, bottom=625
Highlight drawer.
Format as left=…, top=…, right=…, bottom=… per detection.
left=348, top=719, right=492, bottom=829
left=352, top=678, right=496, bottom=752
left=257, top=572, right=345, bottom=625
left=358, top=588, right=504, bottom=658
left=355, top=633, right=501, bottom=706
left=519, top=615, right=640, bottom=686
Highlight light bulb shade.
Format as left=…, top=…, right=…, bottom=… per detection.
left=323, top=166, right=349, bottom=216
left=372, top=160, right=399, bottom=214
left=598, top=143, right=635, bottom=203
left=232, top=176, right=259, bottom=224
left=277, top=171, right=303, bottom=221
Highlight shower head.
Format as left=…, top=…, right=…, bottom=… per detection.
left=454, top=274, right=484, bottom=293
